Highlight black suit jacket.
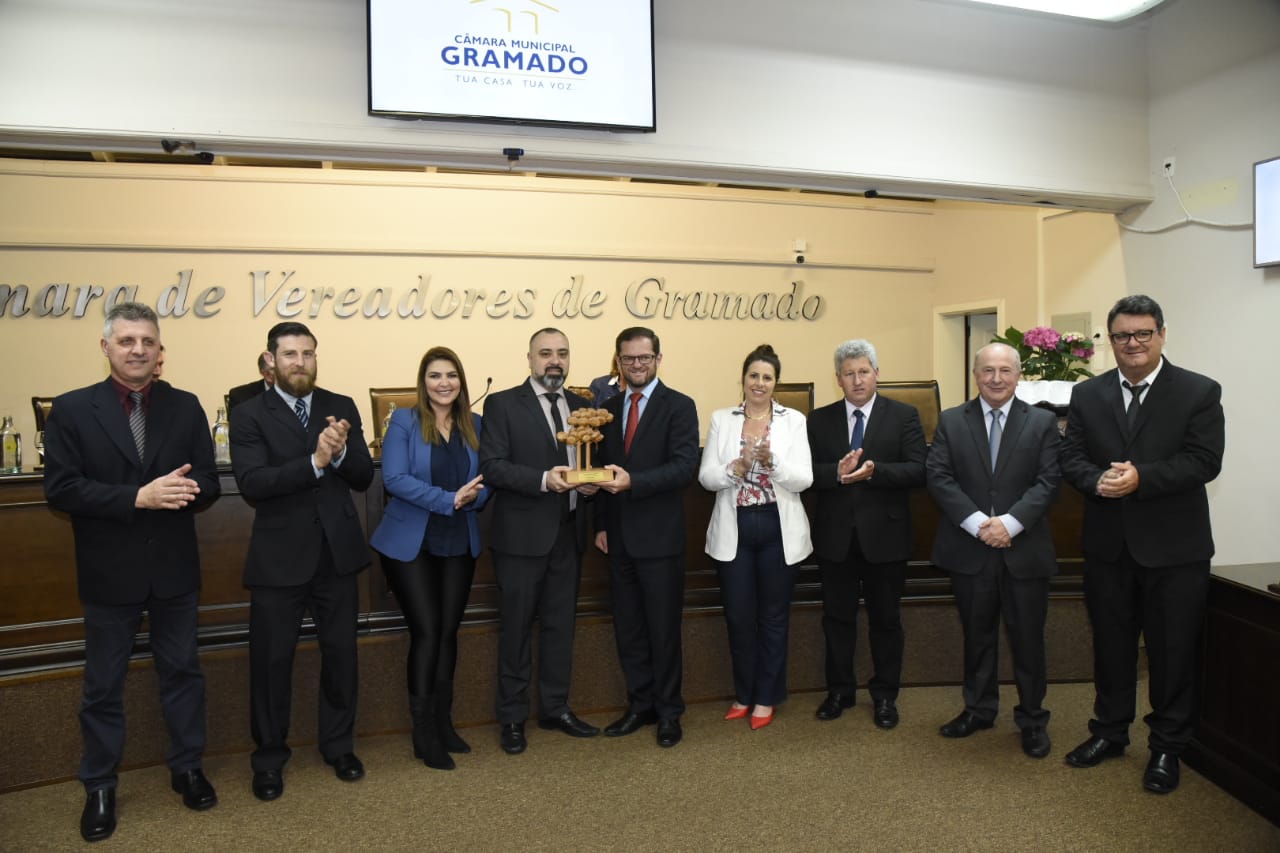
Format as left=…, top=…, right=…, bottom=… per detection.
left=479, top=381, right=589, bottom=556
left=1059, top=361, right=1223, bottom=567
left=227, top=379, right=268, bottom=412
left=43, top=379, right=220, bottom=605
left=594, top=381, right=700, bottom=559
left=230, top=387, right=373, bottom=587
left=926, top=397, right=1061, bottom=578
left=807, top=394, right=926, bottom=564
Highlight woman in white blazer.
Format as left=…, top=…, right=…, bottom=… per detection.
left=369, top=347, right=489, bottom=770
left=699, top=344, right=813, bottom=729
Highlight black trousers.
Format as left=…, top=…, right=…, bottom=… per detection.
left=79, top=588, right=205, bottom=792
left=607, top=540, right=686, bottom=721
left=950, top=556, right=1050, bottom=730
left=248, top=543, right=359, bottom=771
left=491, top=516, right=581, bottom=724
left=818, top=532, right=906, bottom=702
left=380, top=551, right=475, bottom=698
left=1084, top=548, right=1208, bottom=754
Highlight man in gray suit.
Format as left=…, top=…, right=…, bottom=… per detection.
left=926, top=342, right=1061, bottom=759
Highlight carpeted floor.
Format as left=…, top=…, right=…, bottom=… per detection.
left=1, top=682, right=1275, bottom=852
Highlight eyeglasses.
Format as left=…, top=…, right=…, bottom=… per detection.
left=1108, top=329, right=1158, bottom=345
left=618, top=354, right=656, bottom=366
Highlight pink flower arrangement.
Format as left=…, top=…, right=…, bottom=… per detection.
left=991, top=325, right=1097, bottom=381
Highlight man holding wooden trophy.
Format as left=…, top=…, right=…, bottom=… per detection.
left=592, top=327, right=701, bottom=748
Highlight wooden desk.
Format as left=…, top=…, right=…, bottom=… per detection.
left=1187, top=563, right=1280, bottom=825
left=0, top=466, right=1087, bottom=675
left=0, top=465, right=1093, bottom=791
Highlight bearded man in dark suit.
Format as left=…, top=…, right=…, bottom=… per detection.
left=478, top=327, right=602, bottom=755
left=926, top=342, right=1061, bottom=759
left=44, top=301, right=220, bottom=842
left=230, top=321, right=373, bottom=801
left=592, top=327, right=700, bottom=748
left=807, top=339, right=926, bottom=729
left=1060, top=294, right=1224, bottom=795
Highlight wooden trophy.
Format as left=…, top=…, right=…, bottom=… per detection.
left=559, top=407, right=615, bottom=484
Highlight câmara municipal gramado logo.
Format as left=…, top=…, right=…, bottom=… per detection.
left=441, top=0, right=589, bottom=79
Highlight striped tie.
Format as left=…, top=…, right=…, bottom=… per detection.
left=294, top=398, right=309, bottom=429
left=128, top=391, right=146, bottom=460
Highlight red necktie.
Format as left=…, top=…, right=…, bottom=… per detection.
left=623, top=392, right=642, bottom=454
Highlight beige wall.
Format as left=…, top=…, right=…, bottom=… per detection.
left=1, top=160, right=1115, bottom=443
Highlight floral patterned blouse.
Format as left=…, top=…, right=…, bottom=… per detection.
left=733, top=419, right=778, bottom=507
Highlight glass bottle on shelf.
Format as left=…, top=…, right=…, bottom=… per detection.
left=211, top=407, right=231, bottom=465
left=0, top=415, right=21, bottom=473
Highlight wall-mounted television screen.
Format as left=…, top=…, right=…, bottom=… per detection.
left=368, top=0, right=656, bottom=132
left=1256, top=156, right=1280, bottom=268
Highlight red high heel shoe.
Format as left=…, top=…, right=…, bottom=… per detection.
left=749, top=708, right=774, bottom=730
left=724, top=703, right=750, bottom=721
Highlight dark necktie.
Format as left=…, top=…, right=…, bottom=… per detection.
left=989, top=409, right=1002, bottom=473
left=544, top=393, right=565, bottom=448
left=1123, top=381, right=1148, bottom=430
left=849, top=409, right=864, bottom=452
left=624, top=392, right=643, bottom=454
left=544, top=392, right=571, bottom=518
left=128, top=391, right=146, bottom=460
left=294, top=398, right=309, bottom=429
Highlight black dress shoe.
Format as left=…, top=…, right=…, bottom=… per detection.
left=252, top=769, right=283, bottom=802
left=873, top=699, right=900, bottom=730
left=1021, top=726, right=1051, bottom=758
left=500, top=723, right=527, bottom=755
left=604, top=709, right=659, bottom=737
left=1143, top=751, right=1180, bottom=794
left=656, top=719, right=682, bottom=748
left=537, top=710, right=600, bottom=738
left=815, top=693, right=855, bottom=721
left=939, top=710, right=995, bottom=738
left=80, top=788, right=116, bottom=843
left=1064, top=735, right=1126, bottom=768
left=324, top=753, right=365, bottom=782
left=170, top=768, right=218, bottom=810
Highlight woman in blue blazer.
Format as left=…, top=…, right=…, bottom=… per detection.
left=370, top=346, right=490, bottom=770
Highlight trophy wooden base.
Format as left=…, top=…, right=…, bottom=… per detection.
left=565, top=468, right=614, bottom=484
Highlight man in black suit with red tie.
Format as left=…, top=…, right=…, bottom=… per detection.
left=807, top=339, right=926, bottom=729
left=1060, top=294, right=1224, bottom=794
left=231, top=321, right=373, bottom=801
left=927, top=342, right=1061, bottom=759
left=479, top=328, right=601, bottom=754
left=44, top=302, right=220, bottom=842
left=592, top=327, right=700, bottom=748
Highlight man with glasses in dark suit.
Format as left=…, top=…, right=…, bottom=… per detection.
left=593, top=327, right=700, bottom=748
left=1060, top=294, right=1224, bottom=794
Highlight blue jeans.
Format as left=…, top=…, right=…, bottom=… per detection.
left=717, top=504, right=798, bottom=706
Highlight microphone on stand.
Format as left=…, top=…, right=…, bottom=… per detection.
left=472, top=377, right=494, bottom=406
